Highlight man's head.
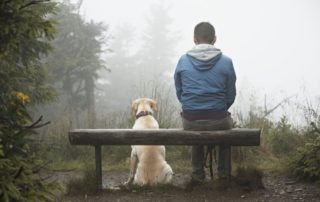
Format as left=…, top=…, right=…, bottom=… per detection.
left=194, top=22, right=216, bottom=45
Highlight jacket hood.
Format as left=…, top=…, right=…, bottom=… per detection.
left=187, top=44, right=222, bottom=71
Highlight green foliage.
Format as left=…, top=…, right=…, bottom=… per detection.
left=0, top=0, right=62, bottom=201
left=267, top=116, right=303, bottom=156
left=0, top=93, right=62, bottom=201
left=0, top=0, right=56, bottom=64
left=289, top=128, right=320, bottom=181
left=232, top=111, right=306, bottom=172
left=0, top=0, right=57, bottom=103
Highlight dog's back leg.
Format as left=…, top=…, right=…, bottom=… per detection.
left=163, top=165, right=173, bottom=183
left=125, top=147, right=138, bottom=185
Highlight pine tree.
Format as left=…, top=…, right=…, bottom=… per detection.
left=0, top=0, right=62, bottom=201
left=46, top=2, right=108, bottom=128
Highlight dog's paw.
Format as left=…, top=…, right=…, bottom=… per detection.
left=123, top=180, right=133, bottom=187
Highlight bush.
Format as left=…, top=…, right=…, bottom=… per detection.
left=289, top=135, right=320, bottom=181
left=0, top=92, right=62, bottom=201
left=267, top=116, right=303, bottom=157
left=0, top=1, right=62, bottom=200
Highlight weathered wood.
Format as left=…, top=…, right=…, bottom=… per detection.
left=69, top=128, right=260, bottom=146
left=218, top=145, right=231, bottom=180
left=95, top=145, right=102, bottom=190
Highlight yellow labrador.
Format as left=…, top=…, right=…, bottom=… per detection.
left=125, top=98, right=173, bottom=186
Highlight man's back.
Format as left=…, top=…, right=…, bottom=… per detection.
left=174, top=44, right=236, bottom=112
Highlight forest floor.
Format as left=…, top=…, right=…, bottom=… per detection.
left=53, top=170, right=320, bottom=202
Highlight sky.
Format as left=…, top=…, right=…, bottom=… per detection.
left=79, top=0, right=320, bottom=123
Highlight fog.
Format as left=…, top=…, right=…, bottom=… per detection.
left=78, top=0, right=320, bottom=125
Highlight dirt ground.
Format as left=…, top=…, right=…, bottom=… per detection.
left=56, top=171, right=320, bottom=202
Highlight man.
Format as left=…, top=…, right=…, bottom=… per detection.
left=174, top=22, right=236, bottom=183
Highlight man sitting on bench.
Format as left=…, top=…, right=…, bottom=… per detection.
left=174, top=22, right=237, bottom=184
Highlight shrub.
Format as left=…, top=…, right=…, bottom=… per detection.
left=0, top=92, right=62, bottom=201
left=267, top=116, right=303, bottom=157
left=289, top=134, right=320, bottom=181
left=0, top=1, right=62, bottom=201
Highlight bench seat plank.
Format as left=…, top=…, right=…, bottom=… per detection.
left=69, top=128, right=260, bottom=146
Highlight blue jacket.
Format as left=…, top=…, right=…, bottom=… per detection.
left=174, top=44, right=236, bottom=112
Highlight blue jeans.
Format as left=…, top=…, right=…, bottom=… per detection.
left=182, top=115, right=233, bottom=179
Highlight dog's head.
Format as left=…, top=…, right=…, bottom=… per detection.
left=131, top=98, right=158, bottom=116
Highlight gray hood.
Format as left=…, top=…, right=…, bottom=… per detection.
left=186, top=44, right=222, bottom=71
left=187, top=44, right=222, bottom=61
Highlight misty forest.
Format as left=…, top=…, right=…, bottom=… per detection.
left=0, top=0, right=319, bottom=201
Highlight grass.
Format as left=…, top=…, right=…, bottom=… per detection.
left=49, top=145, right=280, bottom=175
left=49, top=158, right=130, bottom=172
left=49, top=145, right=191, bottom=173
left=65, top=166, right=98, bottom=195
left=49, top=159, right=87, bottom=171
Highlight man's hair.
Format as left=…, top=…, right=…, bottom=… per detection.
left=194, top=22, right=215, bottom=44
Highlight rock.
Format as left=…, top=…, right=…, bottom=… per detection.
left=241, top=194, right=246, bottom=198
left=295, top=188, right=303, bottom=192
left=279, top=190, right=286, bottom=195
left=109, top=186, right=121, bottom=191
left=285, top=180, right=297, bottom=185
left=286, top=186, right=293, bottom=193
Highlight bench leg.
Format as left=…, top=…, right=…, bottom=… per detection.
left=95, top=145, right=102, bottom=190
left=224, top=145, right=231, bottom=180
left=218, top=145, right=231, bottom=180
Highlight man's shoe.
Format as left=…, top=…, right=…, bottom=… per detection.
left=191, top=174, right=205, bottom=184
left=183, top=174, right=205, bottom=190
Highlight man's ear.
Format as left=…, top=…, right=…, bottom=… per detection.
left=193, top=36, right=198, bottom=45
left=149, top=99, right=158, bottom=112
left=131, top=100, right=139, bottom=115
left=211, top=36, right=216, bottom=45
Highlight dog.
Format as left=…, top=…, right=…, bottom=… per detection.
left=125, top=98, right=173, bottom=186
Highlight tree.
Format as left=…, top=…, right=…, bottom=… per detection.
left=0, top=0, right=61, bottom=201
left=97, top=23, right=138, bottom=110
left=137, top=1, right=178, bottom=80
left=46, top=2, right=108, bottom=128
left=97, top=2, right=179, bottom=113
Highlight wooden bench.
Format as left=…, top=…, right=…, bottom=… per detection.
left=68, top=128, right=261, bottom=190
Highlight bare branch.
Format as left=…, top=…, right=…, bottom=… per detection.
left=20, top=0, right=49, bottom=10
left=263, top=95, right=295, bottom=117
left=32, top=160, right=52, bottom=174
left=26, top=115, right=43, bottom=128
left=25, top=115, right=50, bottom=129
left=310, top=122, right=320, bottom=134
left=14, top=166, right=24, bottom=179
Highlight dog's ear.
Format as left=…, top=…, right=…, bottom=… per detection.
left=149, top=99, right=158, bottom=112
left=131, top=100, right=139, bottom=114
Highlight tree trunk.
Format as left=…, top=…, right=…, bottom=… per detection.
left=85, top=76, right=96, bottom=128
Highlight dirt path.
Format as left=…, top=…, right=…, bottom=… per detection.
left=56, top=171, right=319, bottom=202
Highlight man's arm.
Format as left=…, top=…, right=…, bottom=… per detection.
left=226, top=61, right=236, bottom=109
left=174, top=59, right=182, bottom=102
